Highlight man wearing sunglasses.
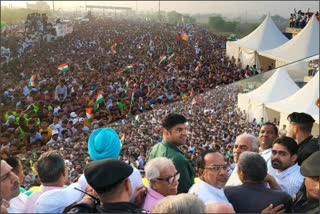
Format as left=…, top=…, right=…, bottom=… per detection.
left=188, top=150, right=233, bottom=208
left=147, top=113, right=195, bottom=193
left=142, top=157, right=179, bottom=211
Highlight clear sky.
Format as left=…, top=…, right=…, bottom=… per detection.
left=1, top=1, right=319, bottom=19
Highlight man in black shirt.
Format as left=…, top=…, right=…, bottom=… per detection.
left=287, top=112, right=319, bottom=165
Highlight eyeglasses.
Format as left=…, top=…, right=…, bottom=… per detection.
left=172, top=128, right=188, bottom=133
left=205, top=164, right=229, bottom=171
left=155, top=172, right=180, bottom=184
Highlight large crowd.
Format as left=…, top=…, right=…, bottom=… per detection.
left=1, top=14, right=319, bottom=214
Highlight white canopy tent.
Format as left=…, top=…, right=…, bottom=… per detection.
left=266, top=72, right=319, bottom=135
left=238, top=67, right=300, bottom=122
left=226, top=15, right=288, bottom=69
left=258, top=15, right=320, bottom=69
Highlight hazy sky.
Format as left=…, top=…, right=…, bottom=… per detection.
left=2, top=1, right=319, bottom=19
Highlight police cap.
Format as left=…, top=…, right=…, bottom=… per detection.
left=84, top=158, right=133, bottom=193
left=300, top=151, right=320, bottom=177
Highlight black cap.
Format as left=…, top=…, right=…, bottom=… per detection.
left=287, top=112, right=315, bottom=124
left=84, top=159, right=133, bottom=193
left=300, top=151, right=320, bottom=177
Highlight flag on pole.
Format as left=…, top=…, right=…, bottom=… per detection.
left=131, top=91, right=135, bottom=104
left=28, top=73, right=37, bottom=88
left=86, top=107, right=93, bottom=123
left=125, top=64, right=135, bottom=71
left=159, top=55, right=168, bottom=65
left=94, top=90, right=105, bottom=111
left=168, top=53, right=175, bottom=60
left=125, top=78, right=130, bottom=88
left=58, top=63, right=69, bottom=72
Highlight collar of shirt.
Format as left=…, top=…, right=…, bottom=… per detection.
left=275, top=163, right=301, bottom=179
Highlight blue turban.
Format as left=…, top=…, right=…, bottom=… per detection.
left=88, top=128, right=121, bottom=161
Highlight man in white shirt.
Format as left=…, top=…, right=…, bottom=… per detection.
left=189, top=150, right=232, bottom=208
left=24, top=151, right=87, bottom=213
left=270, top=137, right=304, bottom=197
left=258, top=122, right=278, bottom=172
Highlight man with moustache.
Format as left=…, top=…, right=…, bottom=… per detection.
left=148, top=113, right=195, bottom=193
left=0, top=160, right=21, bottom=211
left=258, top=122, right=278, bottom=172
left=270, top=137, right=304, bottom=197
left=189, top=150, right=232, bottom=208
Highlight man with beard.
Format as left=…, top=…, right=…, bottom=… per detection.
left=148, top=113, right=195, bottom=193
left=189, top=150, right=232, bottom=208
left=270, top=137, right=304, bottom=197
left=287, top=112, right=318, bottom=165
left=0, top=160, right=20, bottom=211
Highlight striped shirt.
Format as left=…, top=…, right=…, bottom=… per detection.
left=271, top=163, right=304, bottom=197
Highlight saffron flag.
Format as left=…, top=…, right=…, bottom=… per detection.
left=28, top=73, right=37, bottom=88
left=94, top=90, right=105, bottom=111
left=58, top=63, right=69, bottom=72
left=181, top=32, right=189, bottom=41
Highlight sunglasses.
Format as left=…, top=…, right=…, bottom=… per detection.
left=155, top=172, right=180, bottom=184
left=205, top=164, right=229, bottom=171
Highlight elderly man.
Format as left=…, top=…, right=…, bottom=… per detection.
left=287, top=112, right=318, bottom=165
left=292, top=151, right=320, bottom=213
left=69, top=159, right=148, bottom=213
left=226, top=133, right=280, bottom=189
left=148, top=113, right=195, bottom=193
left=225, top=133, right=259, bottom=186
left=188, top=150, right=232, bottom=207
left=0, top=160, right=20, bottom=211
left=142, top=157, right=179, bottom=211
left=270, top=137, right=304, bottom=197
left=224, top=152, right=292, bottom=213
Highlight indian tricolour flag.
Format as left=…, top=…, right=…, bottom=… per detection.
left=58, top=63, right=69, bottom=72
left=28, top=73, right=37, bottom=88
left=94, top=90, right=105, bottom=111
left=86, top=107, right=93, bottom=123
left=125, top=64, right=135, bottom=71
left=159, top=55, right=168, bottom=65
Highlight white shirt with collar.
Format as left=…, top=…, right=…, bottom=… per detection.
left=8, top=193, right=28, bottom=213
left=260, top=148, right=276, bottom=174
left=188, top=178, right=232, bottom=207
left=270, top=163, right=304, bottom=197
left=225, top=165, right=242, bottom=187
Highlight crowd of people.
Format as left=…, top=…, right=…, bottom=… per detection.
left=289, top=9, right=320, bottom=28
left=1, top=13, right=319, bottom=213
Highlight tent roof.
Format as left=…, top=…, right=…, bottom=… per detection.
left=259, top=15, right=320, bottom=63
left=229, top=15, right=288, bottom=51
left=242, top=67, right=300, bottom=103
left=266, top=72, right=319, bottom=123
